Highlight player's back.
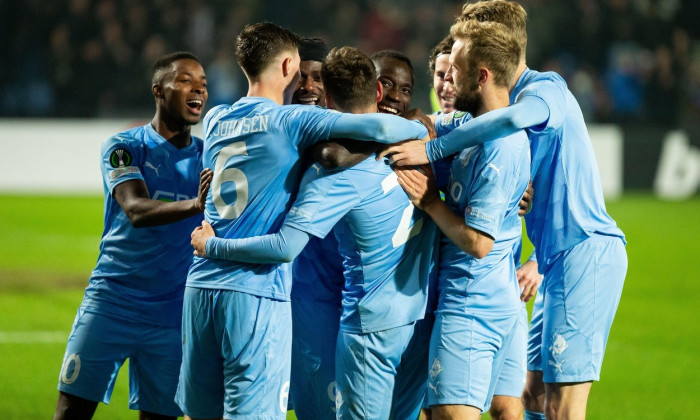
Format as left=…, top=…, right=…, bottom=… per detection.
left=326, top=158, right=438, bottom=333
left=186, top=97, right=342, bottom=300
left=512, top=69, right=625, bottom=270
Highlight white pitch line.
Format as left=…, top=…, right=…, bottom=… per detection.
left=0, top=331, right=67, bottom=344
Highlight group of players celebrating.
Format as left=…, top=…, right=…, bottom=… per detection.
left=52, top=1, right=627, bottom=420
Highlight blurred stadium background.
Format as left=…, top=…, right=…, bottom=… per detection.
left=1, top=0, right=699, bottom=418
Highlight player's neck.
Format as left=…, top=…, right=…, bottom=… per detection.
left=509, top=60, right=527, bottom=94
left=476, top=87, right=510, bottom=117
left=247, top=70, right=297, bottom=105
left=335, top=104, right=378, bottom=114
left=151, top=117, right=192, bottom=149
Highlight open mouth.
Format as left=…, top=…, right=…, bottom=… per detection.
left=297, top=95, right=319, bottom=105
left=186, top=99, right=203, bottom=114
left=378, top=105, right=399, bottom=115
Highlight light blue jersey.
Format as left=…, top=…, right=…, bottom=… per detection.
left=186, top=98, right=340, bottom=299
left=431, top=71, right=625, bottom=272
left=437, top=130, right=530, bottom=316
left=286, top=157, right=439, bottom=333
left=186, top=97, right=428, bottom=300
left=512, top=69, right=625, bottom=271
left=87, top=123, right=203, bottom=327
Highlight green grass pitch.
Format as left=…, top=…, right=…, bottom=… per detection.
left=1, top=194, right=698, bottom=419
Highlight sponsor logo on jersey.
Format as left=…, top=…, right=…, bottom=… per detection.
left=110, top=166, right=140, bottom=180
left=453, top=111, right=468, bottom=119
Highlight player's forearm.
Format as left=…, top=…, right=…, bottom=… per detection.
left=205, top=225, right=310, bottom=264
left=424, top=200, right=493, bottom=259
left=332, top=113, right=428, bottom=144
left=426, top=96, right=549, bottom=161
left=123, top=197, right=201, bottom=228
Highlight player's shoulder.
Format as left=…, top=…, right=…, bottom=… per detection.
left=101, top=125, right=147, bottom=153
left=483, top=129, right=528, bottom=157
left=519, top=69, right=567, bottom=94
left=436, top=110, right=472, bottom=127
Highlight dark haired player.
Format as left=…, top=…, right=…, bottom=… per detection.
left=372, top=50, right=415, bottom=116
left=175, top=23, right=427, bottom=420
left=293, top=37, right=328, bottom=107
left=54, top=51, right=212, bottom=420
left=190, top=45, right=438, bottom=420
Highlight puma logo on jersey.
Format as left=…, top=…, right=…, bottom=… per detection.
left=487, top=163, right=503, bottom=176
left=144, top=161, right=161, bottom=176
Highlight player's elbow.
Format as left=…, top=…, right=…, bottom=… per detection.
left=458, top=233, right=494, bottom=259
left=277, top=253, right=295, bottom=264
left=371, top=120, right=393, bottom=143
left=470, top=246, right=491, bottom=259
left=125, top=211, right=147, bottom=228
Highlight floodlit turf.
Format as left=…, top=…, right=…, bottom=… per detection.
left=0, top=193, right=698, bottom=419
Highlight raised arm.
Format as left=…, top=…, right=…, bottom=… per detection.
left=331, top=112, right=429, bottom=144
left=114, top=168, right=212, bottom=228
left=379, top=95, right=549, bottom=165
left=192, top=221, right=311, bottom=264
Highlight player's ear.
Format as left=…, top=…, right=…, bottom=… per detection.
left=282, top=56, right=292, bottom=77
left=152, top=83, right=164, bottom=99
left=375, top=80, right=383, bottom=103
left=479, top=67, right=489, bottom=85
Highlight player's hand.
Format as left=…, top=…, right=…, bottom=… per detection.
left=191, top=220, right=215, bottom=257
left=377, top=140, right=430, bottom=166
left=517, top=259, right=542, bottom=302
left=395, top=165, right=439, bottom=211
left=196, top=168, right=213, bottom=212
left=401, top=108, right=437, bottom=139
left=518, top=180, right=534, bottom=217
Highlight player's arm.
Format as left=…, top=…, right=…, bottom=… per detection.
left=193, top=168, right=357, bottom=263
left=517, top=251, right=542, bottom=302
left=400, top=108, right=437, bottom=139
left=378, top=95, right=549, bottom=165
left=519, top=180, right=534, bottom=216
left=330, top=112, right=429, bottom=144
left=396, top=165, right=493, bottom=258
left=191, top=221, right=311, bottom=264
left=114, top=168, right=212, bottom=228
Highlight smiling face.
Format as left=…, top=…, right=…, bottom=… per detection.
left=446, top=39, right=483, bottom=116
left=157, top=58, right=208, bottom=126
left=433, top=53, right=455, bottom=113
left=292, top=60, right=325, bottom=107
left=375, top=56, right=413, bottom=115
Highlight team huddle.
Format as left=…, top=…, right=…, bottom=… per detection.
left=52, top=2, right=627, bottom=420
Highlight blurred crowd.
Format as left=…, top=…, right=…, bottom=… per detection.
left=2, top=0, right=699, bottom=126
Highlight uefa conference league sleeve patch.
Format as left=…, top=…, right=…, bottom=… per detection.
left=108, top=148, right=140, bottom=180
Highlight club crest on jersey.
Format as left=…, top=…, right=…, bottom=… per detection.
left=109, top=149, right=132, bottom=168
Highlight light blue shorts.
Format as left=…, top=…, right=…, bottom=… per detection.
left=493, top=305, right=528, bottom=398
left=58, top=308, right=182, bottom=417
left=526, top=236, right=627, bottom=383
left=290, top=296, right=341, bottom=420
left=335, top=321, right=427, bottom=420
left=526, top=283, right=545, bottom=372
left=176, top=287, right=292, bottom=420
left=427, top=310, right=520, bottom=412
left=390, top=313, right=434, bottom=420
